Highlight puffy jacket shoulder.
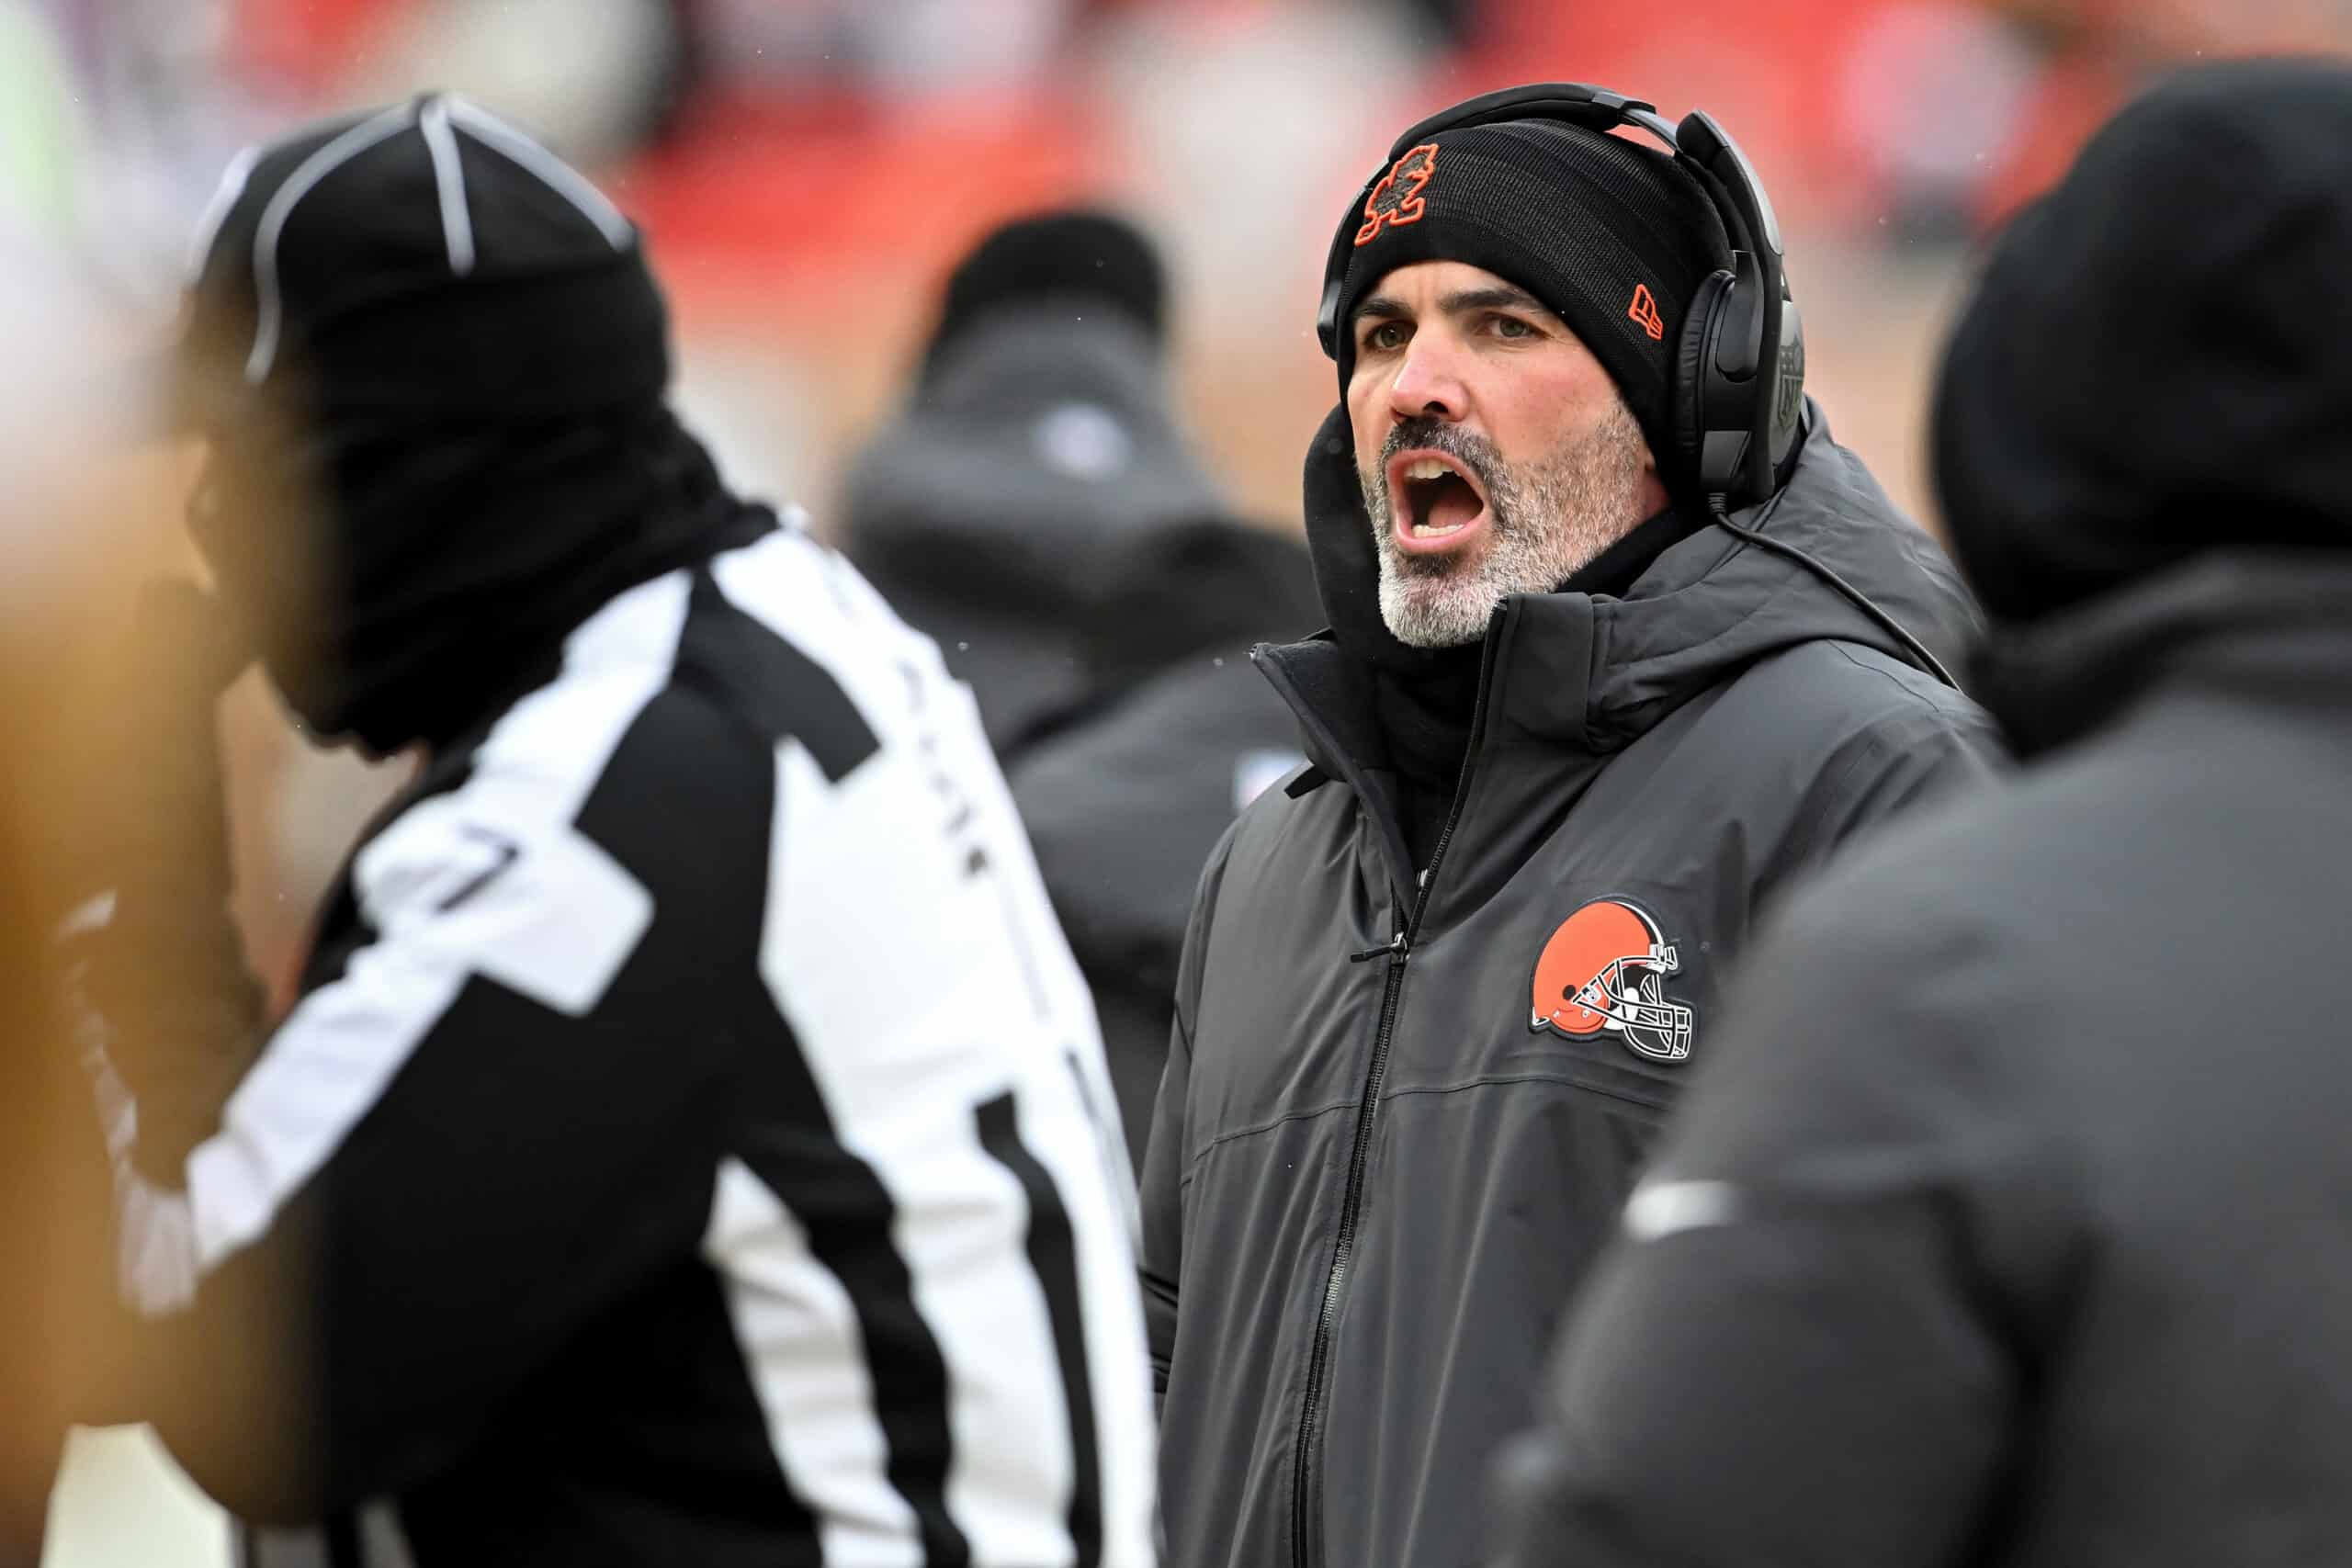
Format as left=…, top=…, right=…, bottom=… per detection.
left=1708, top=637, right=2007, bottom=890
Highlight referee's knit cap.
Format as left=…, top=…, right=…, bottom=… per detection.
left=166, top=93, right=668, bottom=430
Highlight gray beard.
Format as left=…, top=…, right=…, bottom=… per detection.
left=1361, top=402, right=1654, bottom=649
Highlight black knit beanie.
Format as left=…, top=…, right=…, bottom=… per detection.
left=923, top=209, right=1166, bottom=382
left=1330, top=119, right=1731, bottom=468
left=1933, top=56, right=2352, bottom=626
left=170, top=94, right=669, bottom=431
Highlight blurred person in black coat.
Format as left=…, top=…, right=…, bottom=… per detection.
left=1494, top=57, right=2352, bottom=1568
left=842, top=211, right=1320, bottom=1163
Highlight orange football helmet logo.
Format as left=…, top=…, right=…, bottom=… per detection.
left=1531, top=898, right=1695, bottom=1063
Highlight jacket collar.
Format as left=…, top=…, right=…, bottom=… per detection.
left=1973, top=550, right=2352, bottom=758
left=1266, top=398, right=1982, bottom=778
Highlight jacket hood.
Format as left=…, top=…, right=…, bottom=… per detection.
left=1974, top=549, right=2352, bottom=759
left=841, top=300, right=1233, bottom=743
left=1295, top=397, right=1980, bottom=753
left=1931, top=58, right=2352, bottom=626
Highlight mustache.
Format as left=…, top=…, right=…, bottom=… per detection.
left=1371, top=417, right=1502, bottom=496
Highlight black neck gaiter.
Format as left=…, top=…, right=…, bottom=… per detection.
left=206, top=400, right=773, bottom=756
left=1359, top=504, right=1702, bottom=867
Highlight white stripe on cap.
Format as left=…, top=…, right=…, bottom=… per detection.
left=187, top=144, right=261, bottom=281
left=244, top=103, right=415, bottom=384
left=417, top=95, right=476, bottom=276
left=446, top=97, right=633, bottom=249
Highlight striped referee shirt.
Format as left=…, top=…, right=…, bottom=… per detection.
left=84, top=520, right=1158, bottom=1565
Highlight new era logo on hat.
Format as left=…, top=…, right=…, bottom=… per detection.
left=1627, top=283, right=1666, bottom=340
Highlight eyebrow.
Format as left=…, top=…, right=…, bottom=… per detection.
left=1440, top=285, right=1545, bottom=314
left=1351, top=284, right=1549, bottom=329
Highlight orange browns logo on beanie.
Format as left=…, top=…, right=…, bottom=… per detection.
left=1354, top=144, right=1440, bottom=246
left=1531, top=897, right=1696, bottom=1063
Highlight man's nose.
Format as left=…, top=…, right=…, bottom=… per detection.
left=1386, top=337, right=1467, bottom=425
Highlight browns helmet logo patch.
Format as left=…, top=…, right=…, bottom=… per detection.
left=1354, top=143, right=1440, bottom=246
left=1531, top=897, right=1695, bottom=1063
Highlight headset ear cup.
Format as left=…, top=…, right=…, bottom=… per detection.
left=1672, top=269, right=1734, bottom=495
left=1768, top=293, right=1805, bottom=471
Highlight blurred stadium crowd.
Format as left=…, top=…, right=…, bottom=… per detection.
left=8, top=1, right=2352, bottom=1562
left=6, top=0, right=2342, bottom=1004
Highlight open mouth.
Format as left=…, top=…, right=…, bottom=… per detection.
left=1388, top=450, right=1490, bottom=555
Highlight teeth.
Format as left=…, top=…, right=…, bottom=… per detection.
left=1398, top=457, right=1474, bottom=540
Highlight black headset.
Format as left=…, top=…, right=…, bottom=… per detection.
left=1315, top=82, right=1961, bottom=690
left=1317, top=81, right=1805, bottom=511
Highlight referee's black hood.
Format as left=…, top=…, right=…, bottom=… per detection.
left=1932, top=57, right=2352, bottom=629
left=173, top=94, right=764, bottom=756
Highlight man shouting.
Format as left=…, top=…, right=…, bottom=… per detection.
left=1140, top=82, right=1998, bottom=1568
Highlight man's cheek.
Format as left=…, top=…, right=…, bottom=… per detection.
left=1344, top=393, right=1382, bottom=464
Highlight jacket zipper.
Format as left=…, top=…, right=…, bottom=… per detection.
left=1286, top=616, right=1506, bottom=1568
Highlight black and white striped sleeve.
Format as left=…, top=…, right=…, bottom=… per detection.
left=81, top=631, right=763, bottom=1522
left=73, top=536, right=1162, bottom=1562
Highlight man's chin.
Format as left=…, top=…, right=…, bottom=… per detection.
left=1387, top=621, right=1484, bottom=650
left=1379, top=570, right=1499, bottom=649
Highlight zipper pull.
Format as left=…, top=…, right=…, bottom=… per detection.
left=1348, top=931, right=1408, bottom=964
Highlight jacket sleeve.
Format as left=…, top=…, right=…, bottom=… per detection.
left=71, top=701, right=749, bottom=1523
left=1491, top=871, right=2080, bottom=1568
left=1138, top=818, right=1239, bottom=1407
left=1139, top=1013, right=1189, bottom=1406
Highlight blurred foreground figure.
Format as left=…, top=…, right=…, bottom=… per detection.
left=842, top=211, right=1318, bottom=1163
left=0, top=224, right=175, bottom=1566
left=0, top=619, right=77, bottom=1568
left=1497, top=57, right=2352, bottom=1568
left=62, top=96, right=1154, bottom=1564
left=1145, top=81, right=1999, bottom=1568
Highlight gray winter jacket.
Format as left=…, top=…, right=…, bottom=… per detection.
left=1143, top=406, right=2002, bottom=1568
left=1494, top=555, right=2352, bottom=1568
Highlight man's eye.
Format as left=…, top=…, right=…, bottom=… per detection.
left=1492, top=315, right=1537, bottom=339
left=1363, top=321, right=1409, bottom=352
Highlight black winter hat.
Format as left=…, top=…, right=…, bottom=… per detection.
left=1329, top=118, right=1730, bottom=466
left=922, top=209, right=1166, bottom=382
left=162, top=97, right=752, bottom=758
left=169, top=92, right=668, bottom=430
left=1932, top=57, right=2352, bottom=626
